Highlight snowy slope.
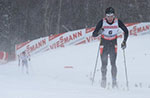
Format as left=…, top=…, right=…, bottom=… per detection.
left=0, top=34, right=150, bottom=98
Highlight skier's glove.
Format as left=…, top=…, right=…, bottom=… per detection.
left=92, top=28, right=104, bottom=37
left=121, top=41, right=126, bottom=50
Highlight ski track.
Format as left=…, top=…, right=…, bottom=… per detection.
left=0, top=34, right=150, bottom=98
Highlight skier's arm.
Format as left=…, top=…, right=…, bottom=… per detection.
left=92, top=19, right=103, bottom=37
left=118, top=19, right=129, bottom=42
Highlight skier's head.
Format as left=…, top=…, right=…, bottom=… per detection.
left=105, top=7, right=115, bottom=23
left=105, top=7, right=115, bottom=14
left=22, top=51, right=26, bottom=55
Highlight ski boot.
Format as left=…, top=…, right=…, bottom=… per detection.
left=101, top=79, right=106, bottom=88
left=112, top=80, right=118, bottom=88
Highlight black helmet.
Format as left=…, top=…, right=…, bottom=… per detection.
left=105, top=7, right=115, bottom=14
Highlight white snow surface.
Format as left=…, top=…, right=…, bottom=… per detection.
left=0, top=34, right=150, bottom=98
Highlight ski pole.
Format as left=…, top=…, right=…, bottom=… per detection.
left=92, top=40, right=101, bottom=85
left=123, top=49, right=129, bottom=90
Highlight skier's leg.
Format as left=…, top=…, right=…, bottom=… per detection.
left=110, top=44, right=117, bottom=87
left=25, top=61, right=29, bottom=74
left=22, top=61, right=25, bottom=73
left=100, top=46, right=108, bottom=88
left=101, top=54, right=108, bottom=81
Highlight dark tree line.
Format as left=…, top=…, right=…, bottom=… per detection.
left=0, top=0, right=150, bottom=59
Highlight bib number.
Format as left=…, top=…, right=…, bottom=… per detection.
left=108, top=30, right=112, bottom=35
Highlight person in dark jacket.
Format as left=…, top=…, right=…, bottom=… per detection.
left=92, top=7, right=129, bottom=88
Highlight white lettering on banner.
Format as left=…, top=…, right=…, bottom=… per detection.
left=49, top=31, right=83, bottom=49
left=130, top=24, right=150, bottom=35
left=26, top=39, right=46, bottom=53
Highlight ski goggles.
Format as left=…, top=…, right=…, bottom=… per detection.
left=106, top=13, right=115, bottom=17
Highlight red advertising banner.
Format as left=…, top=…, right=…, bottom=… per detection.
left=0, top=51, right=8, bottom=64
left=15, top=22, right=150, bottom=59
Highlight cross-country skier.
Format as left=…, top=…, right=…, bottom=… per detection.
left=20, top=51, right=30, bottom=74
left=92, top=7, right=129, bottom=88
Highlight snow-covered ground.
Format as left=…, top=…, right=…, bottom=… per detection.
left=0, top=34, right=150, bottom=98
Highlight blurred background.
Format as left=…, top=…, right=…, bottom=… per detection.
left=0, top=0, right=150, bottom=59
